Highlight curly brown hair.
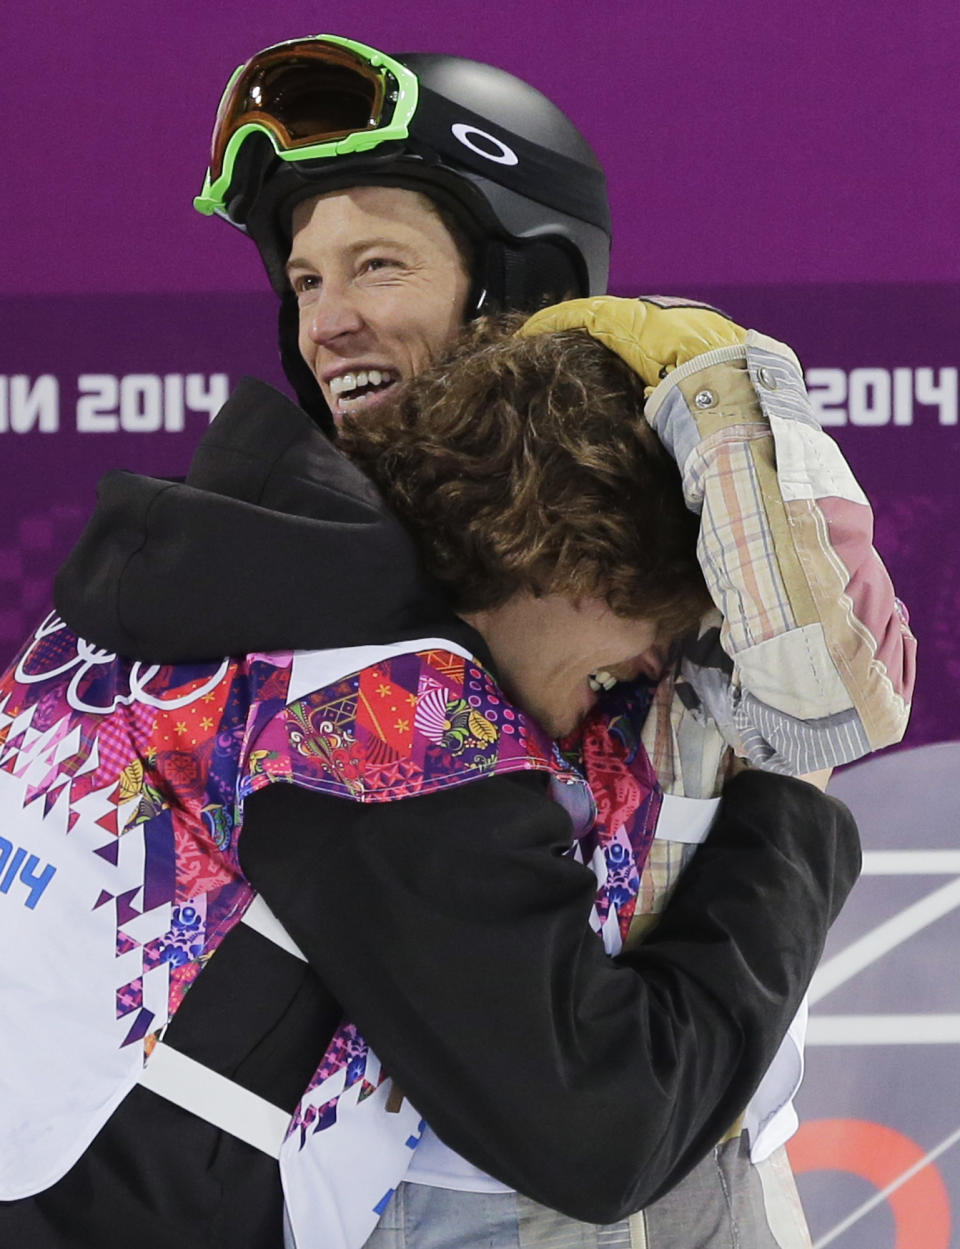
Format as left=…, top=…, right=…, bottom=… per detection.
left=340, top=319, right=711, bottom=637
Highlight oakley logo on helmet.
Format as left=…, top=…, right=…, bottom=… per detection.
left=451, top=123, right=519, bottom=167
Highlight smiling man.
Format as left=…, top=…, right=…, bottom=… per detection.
left=461, top=594, right=663, bottom=737
left=191, top=35, right=611, bottom=436
left=287, top=187, right=471, bottom=422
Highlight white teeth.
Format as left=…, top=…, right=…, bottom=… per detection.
left=329, top=369, right=395, bottom=398
left=330, top=373, right=356, bottom=396
left=588, top=669, right=617, bottom=693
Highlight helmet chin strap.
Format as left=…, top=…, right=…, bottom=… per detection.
left=277, top=291, right=337, bottom=436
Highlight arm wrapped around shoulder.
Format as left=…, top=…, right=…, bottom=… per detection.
left=644, top=326, right=916, bottom=770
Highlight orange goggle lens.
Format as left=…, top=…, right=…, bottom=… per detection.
left=208, top=41, right=394, bottom=184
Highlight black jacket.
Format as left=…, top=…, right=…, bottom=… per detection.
left=30, top=378, right=861, bottom=1236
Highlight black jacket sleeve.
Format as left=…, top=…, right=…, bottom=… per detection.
left=54, top=379, right=447, bottom=662
left=238, top=766, right=859, bottom=1223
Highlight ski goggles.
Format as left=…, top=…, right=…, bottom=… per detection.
left=194, top=35, right=419, bottom=218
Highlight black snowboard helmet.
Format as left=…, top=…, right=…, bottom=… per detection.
left=195, top=35, right=611, bottom=429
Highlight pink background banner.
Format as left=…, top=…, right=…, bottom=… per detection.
left=3, top=3, right=959, bottom=1244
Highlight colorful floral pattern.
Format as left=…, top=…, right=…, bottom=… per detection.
left=244, top=648, right=573, bottom=810
left=0, top=614, right=292, bottom=1042
left=564, top=679, right=662, bottom=943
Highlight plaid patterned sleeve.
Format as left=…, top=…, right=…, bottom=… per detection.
left=644, top=332, right=917, bottom=774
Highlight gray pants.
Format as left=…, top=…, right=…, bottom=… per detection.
left=362, top=1136, right=812, bottom=1249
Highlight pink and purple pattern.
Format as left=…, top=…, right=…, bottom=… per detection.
left=0, top=614, right=295, bottom=1046
left=244, top=647, right=571, bottom=805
